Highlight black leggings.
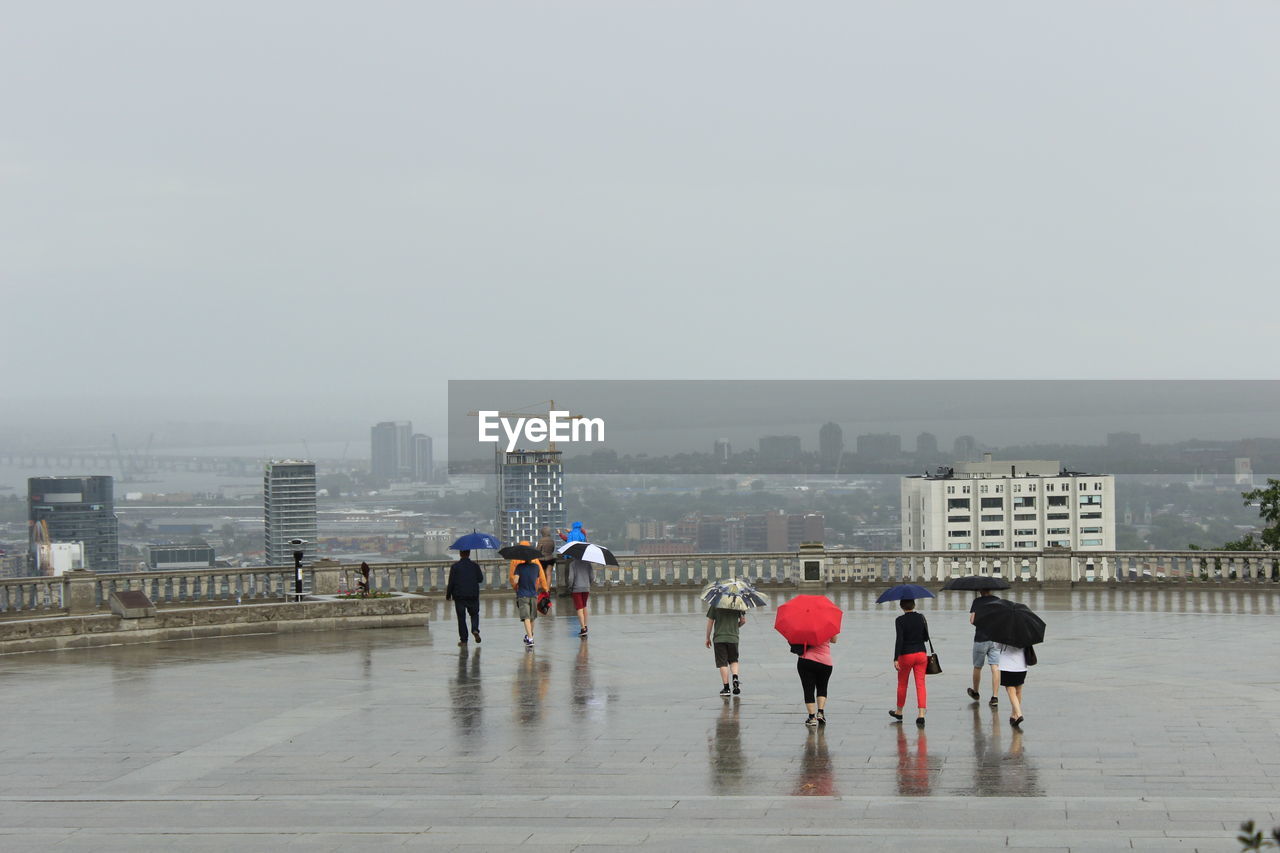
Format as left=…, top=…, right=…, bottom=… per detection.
left=797, top=657, right=833, bottom=704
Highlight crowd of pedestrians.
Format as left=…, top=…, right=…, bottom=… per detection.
left=448, top=539, right=1035, bottom=730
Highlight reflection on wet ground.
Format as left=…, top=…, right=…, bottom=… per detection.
left=0, top=589, right=1278, bottom=803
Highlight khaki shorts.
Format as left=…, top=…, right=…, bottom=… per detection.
left=515, top=597, right=538, bottom=621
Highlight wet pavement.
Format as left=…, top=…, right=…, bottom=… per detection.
left=1, top=588, right=1278, bottom=851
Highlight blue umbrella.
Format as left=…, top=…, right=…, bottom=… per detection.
left=449, top=531, right=501, bottom=551
left=876, top=583, right=935, bottom=603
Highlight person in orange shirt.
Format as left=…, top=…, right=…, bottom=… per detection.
left=509, top=541, right=549, bottom=648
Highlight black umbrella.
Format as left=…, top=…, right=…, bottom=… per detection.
left=972, top=598, right=1045, bottom=647
left=942, top=575, right=1012, bottom=591
left=499, top=544, right=543, bottom=562
left=557, top=541, right=619, bottom=566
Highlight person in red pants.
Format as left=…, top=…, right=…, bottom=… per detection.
left=889, top=599, right=930, bottom=727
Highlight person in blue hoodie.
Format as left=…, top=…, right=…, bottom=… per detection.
left=559, top=521, right=587, bottom=543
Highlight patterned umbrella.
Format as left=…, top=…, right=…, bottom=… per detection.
left=700, top=578, right=769, bottom=611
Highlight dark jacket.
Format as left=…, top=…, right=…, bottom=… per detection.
left=894, top=611, right=930, bottom=660
left=446, top=558, right=484, bottom=599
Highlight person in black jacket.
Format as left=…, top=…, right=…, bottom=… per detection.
left=890, top=599, right=930, bottom=727
left=446, top=550, right=485, bottom=646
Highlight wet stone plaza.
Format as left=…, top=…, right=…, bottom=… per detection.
left=2, top=588, right=1279, bottom=851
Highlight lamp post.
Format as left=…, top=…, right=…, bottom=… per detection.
left=290, top=538, right=307, bottom=595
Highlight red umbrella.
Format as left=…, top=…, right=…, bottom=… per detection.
left=774, top=595, right=843, bottom=646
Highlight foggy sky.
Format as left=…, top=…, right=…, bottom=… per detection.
left=3, top=1, right=1278, bottom=436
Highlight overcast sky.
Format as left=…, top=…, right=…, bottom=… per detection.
left=3, top=1, right=1277, bottom=438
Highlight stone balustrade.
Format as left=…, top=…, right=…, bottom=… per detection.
left=1, top=548, right=1276, bottom=619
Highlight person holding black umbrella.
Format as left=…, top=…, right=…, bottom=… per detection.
left=997, top=643, right=1027, bottom=727
left=971, top=597, right=1045, bottom=729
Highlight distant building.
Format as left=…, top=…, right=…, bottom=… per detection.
left=1107, top=432, right=1142, bottom=450
left=915, top=432, right=939, bottom=457
left=370, top=421, right=414, bottom=481
left=901, top=454, right=1115, bottom=552
left=953, top=435, right=979, bottom=462
left=28, top=476, right=118, bottom=574
left=1235, top=457, right=1254, bottom=486
left=819, top=422, right=843, bottom=471
left=412, top=434, right=434, bottom=482
left=147, top=542, right=216, bottom=570
left=856, top=433, right=902, bottom=460
left=496, top=448, right=566, bottom=545
left=713, top=438, right=732, bottom=463
left=264, top=461, right=317, bottom=566
left=759, top=435, right=802, bottom=462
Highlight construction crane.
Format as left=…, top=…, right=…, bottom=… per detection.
left=466, top=399, right=593, bottom=452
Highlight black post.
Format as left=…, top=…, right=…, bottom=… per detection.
left=293, top=550, right=304, bottom=594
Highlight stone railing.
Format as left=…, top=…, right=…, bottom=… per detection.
left=1, top=548, right=1276, bottom=619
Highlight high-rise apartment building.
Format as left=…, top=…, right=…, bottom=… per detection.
left=496, top=448, right=565, bottom=545
left=819, top=422, right=843, bottom=470
left=412, top=434, right=434, bottom=482
left=900, top=455, right=1115, bottom=552
left=370, top=421, right=413, bottom=481
left=28, top=476, right=118, bottom=574
left=264, top=460, right=317, bottom=566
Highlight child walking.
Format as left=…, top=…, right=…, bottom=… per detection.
left=705, top=606, right=747, bottom=696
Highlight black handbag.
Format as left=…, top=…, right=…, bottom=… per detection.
left=923, top=617, right=942, bottom=674
left=1025, top=644, right=1037, bottom=667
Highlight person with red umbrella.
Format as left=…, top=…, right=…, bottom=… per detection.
left=774, top=595, right=843, bottom=728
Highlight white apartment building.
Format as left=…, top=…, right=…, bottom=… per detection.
left=901, top=455, right=1115, bottom=552
left=264, top=460, right=318, bottom=566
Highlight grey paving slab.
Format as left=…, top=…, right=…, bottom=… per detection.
left=0, top=588, right=1278, bottom=851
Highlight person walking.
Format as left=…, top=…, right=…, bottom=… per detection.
left=890, top=598, right=930, bottom=727
left=997, top=642, right=1028, bottom=727
left=445, top=550, right=484, bottom=646
left=705, top=605, right=747, bottom=696
left=796, top=636, right=835, bottom=727
left=536, top=526, right=559, bottom=590
left=508, top=542, right=548, bottom=648
left=968, top=589, right=1001, bottom=706
left=566, top=556, right=594, bottom=637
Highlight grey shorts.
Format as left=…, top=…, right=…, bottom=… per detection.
left=516, top=597, right=538, bottom=621
left=972, top=641, right=999, bottom=668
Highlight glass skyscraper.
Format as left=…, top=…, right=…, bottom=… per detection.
left=28, top=476, right=119, bottom=574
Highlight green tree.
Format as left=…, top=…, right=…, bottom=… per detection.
left=1241, top=479, right=1280, bottom=550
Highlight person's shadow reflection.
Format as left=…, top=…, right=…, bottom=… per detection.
left=571, top=641, right=595, bottom=717
left=967, top=705, right=1042, bottom=796
left=707, top=700, right=747, bottom=794
left=895, top=725, right=931, bottom=796
left=513, top=650, right=550, bottom=728
left=791, top=729, right=837, bottom=796
left=449, top=647, right=483, bottom=737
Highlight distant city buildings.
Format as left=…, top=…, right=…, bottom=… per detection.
left=263, top=460, right=317, bottom=566
left=915, top=432, right=939, bottom=457
left=759, top=435, right=802, bottom=462
left=496, top=448, right=565, bottom=545
left=147, top=542, right=215, bottom=570
left=952, top=435, right=979, bottom=462
left=856, top=433, right=901, bottom=460
left=819, top=422, right=843, bottom=471
left=370, top=421, right=413, bottom=481
left=713, top=438, right=732, bottom=463
left=412, top=434, right=434, bottom=482
left=28, top=476, right=118, bottom=574
left=1107, top=432, right=1142, bottom=450
left=901, top=454, right=1115, bottom=552
left=624, top=511, right=824, bottom=554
